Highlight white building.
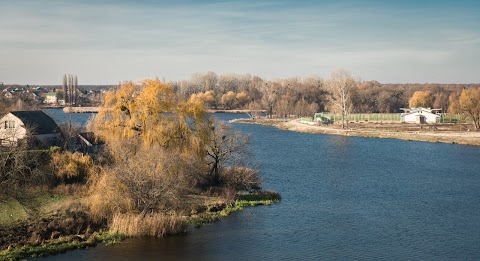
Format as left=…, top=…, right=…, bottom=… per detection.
left=400, top=107, right=441, bottom=124
left=0, top=111, right=61, bottom=146
left=45, top=92, right=58, bottom=104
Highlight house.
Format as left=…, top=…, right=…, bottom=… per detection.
left=4, top=91, right=13, bottom=99
left=45, top=92, right=58, bottom=104
left=400, top=107, right=441, bottom=124
left=0, top=111, right=61, bottom=146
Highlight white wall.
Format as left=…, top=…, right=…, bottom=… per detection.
left=403, top=112, right=439, bottom=123
left=0, top=113, right=27, bottom=145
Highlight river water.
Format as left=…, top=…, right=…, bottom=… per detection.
left=42, top=109, right=480, bottom=260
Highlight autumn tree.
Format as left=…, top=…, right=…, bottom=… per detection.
left=220, top=91, right=237, bottom=109
left=189, top=90, right=215, bottom=107
left=409, top=91, right=434, bottom=108
left=235, top=91, right=250, bottom=108
left=88, top=79, right=259, bottom=220
left=327, top=69, right=357, bottom=129
left=458, top=88, right=480, bottom=129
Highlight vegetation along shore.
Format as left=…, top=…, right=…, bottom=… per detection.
left=0, top=79, right=280, bottom=260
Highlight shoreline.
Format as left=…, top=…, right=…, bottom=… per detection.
left=232, top=118, right=480, bottom=146
left=0, top=190, right=280, bottom=260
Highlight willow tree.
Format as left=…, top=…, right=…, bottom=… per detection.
left=93, top=79, right=208, bottom=152
left=90, top=79, right=210, bottom=215
left=89, top=79, right=258, bottom=218
left=327, top=69, right=357, bottom=129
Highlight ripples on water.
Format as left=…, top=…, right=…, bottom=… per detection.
left=41, top=111, right=480, bottom=260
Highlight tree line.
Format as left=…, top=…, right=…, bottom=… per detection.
left=171, top=70, right=480, bottom=129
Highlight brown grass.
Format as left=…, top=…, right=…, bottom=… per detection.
left=85, top=170, right=133, bottom=222
left=109, top=213, right=187, bottom=237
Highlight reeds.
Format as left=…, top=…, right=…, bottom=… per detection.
left=109, top=213, right=187, bottom=237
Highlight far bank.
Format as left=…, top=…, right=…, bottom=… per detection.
left=231, top=118, right=480, bottom=146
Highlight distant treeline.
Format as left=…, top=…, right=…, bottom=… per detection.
left=2, top=72, right=479, bottom=118
left=170, top=72, right=480, bottom=117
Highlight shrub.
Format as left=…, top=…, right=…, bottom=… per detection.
left=0, top=150, right=54, bottom=194
left=85, top=170, right=133, bottom=222
left=50, top=151, right=94, bottom=183
left=221, top=166, right=261, bottom=191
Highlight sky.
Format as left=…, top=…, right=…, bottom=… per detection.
left=1, top=0, right=479, bottom=85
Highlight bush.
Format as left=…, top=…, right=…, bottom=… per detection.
left=221, top=166, right=261, bottom=191
left=85, top=170, right=133, bottom=222
left=50, top=151, right=94, bottom=183
left=0, top=150, right=54, bottom=194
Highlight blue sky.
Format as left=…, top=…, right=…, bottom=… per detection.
left=1, top=0, right=479, bottom=84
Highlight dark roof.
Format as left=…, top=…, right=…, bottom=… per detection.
left=10, top=111, right=60, bottom=134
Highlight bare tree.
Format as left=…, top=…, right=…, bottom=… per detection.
left=74, top=75, right=78, bottom=105
left=63, top=74, right=68, bottom=104
left=205, top=120, right=253, bottom=187
left=260, top=81, right=279, bottom=118
left=327, top=69, right=357, bottom=129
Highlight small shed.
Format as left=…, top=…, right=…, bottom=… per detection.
left=400, top=108, right=441, bottom=124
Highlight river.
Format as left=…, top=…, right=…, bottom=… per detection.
left=42, top=109, right=480, bottom=260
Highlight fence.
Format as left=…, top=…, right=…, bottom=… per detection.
left=312, top=113, right=471, bottom=124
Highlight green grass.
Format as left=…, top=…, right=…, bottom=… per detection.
left=190, top=191, right=281, bottom=226
left=0, top=232, right=125, bottom=260
left=0, top=192, right=68, bottom=226
left=0, top=198, right=29, bottom=225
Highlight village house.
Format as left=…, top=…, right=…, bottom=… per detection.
left=45, top=91, right=58, bottom=104
left=400, top=107, right=441, bottom=124
left=0, top=111, right=61, bottom=147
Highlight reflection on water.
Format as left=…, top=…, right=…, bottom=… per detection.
left=40, top=111, right=480, bottom=260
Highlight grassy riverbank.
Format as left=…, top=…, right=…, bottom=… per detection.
left=232, top=118, right=480, bottom=146
left=0, top=189, right=280, bottom=260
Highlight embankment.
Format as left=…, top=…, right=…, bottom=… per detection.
left=63, top=107, right=100, bottom=113
left=232, top=118, right=480, bottom=146
left=0, top=190, right=280, bottom=260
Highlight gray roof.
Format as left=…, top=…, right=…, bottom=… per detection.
left=10, top=110, right=60, bottom=134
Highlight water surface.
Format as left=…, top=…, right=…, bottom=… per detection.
left=41, top=111, right=480, bottom=260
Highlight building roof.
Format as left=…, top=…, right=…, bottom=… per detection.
left=10, top=111, right=60, bottom=134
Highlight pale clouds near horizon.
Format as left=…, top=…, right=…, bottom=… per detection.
left=1, top=0, right=479, bottom=84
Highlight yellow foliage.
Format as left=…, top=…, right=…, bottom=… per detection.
left=236, top=91, right=250, bottom=107
left=189, top=90, right=215, bottom=106
left=409, top=91, right=434, bottom=108
left=86, top=170, right=133, bottom=221
left=221, top=91, right=237, bottom=109
left=94, top=79, right=203, bottom=149
left=448, top=93, right=459, bottom=113
left=458, top=88, right=480, bottom=129
left=50, top=151, right=93, bottom=182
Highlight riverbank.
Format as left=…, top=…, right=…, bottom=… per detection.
left=0, top=189, right=280, bottom=260
left=232, top=118, right=480, bottom=146
left=63, top=107, right=100, bottom=113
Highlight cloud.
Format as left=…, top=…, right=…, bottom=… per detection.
left=0, top=0, right=479, bottom=83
